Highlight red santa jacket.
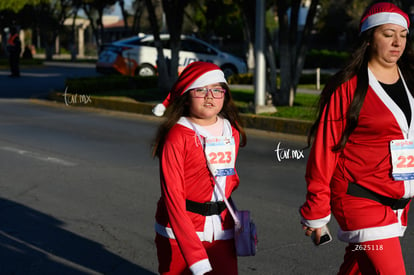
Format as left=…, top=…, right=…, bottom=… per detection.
left=301, top=68, right=414, bottom=243
left=155, top=118, right=240, bottom=271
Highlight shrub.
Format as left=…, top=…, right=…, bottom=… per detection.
left=228, top=72, right=332, bottom=86
left=65, top=75, right=158, bottom=94
left=299, top=72, right=332, bottom=84
left=227, top=73, right=253, bottom=85
left=304, top=49, right=349, bottom=68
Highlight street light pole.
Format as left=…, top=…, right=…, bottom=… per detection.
left=254, top=0, right=276, bottom=114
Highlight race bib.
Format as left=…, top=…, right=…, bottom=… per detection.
left=204, top=136, right=236, bottom=177
left=390, top=139, right=414, bottom=180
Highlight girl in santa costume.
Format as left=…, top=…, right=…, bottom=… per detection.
left=152, top=61, right=246, bottom=274
left=300, top=2, right=414, bottom=274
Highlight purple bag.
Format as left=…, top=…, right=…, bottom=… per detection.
left=234, top=210, right=257, bottom=256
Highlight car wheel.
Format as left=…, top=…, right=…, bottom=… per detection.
left=136, top=64, right=156, bottom=77
left=221, top=65, right=237, bottom=79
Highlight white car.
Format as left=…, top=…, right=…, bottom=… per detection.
left=96, top=34, right=247, bottom=78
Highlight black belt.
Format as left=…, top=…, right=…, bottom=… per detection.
left=186, top=199, right=229, bottom=216
left=347, top=182, right=411, bottom=210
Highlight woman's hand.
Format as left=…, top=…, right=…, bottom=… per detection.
left=302, top=225, right=322, bottom=245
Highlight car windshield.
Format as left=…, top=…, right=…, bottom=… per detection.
left=138, top=39, right=169, bottom=48
left=181, top=39, right=215, bottom=54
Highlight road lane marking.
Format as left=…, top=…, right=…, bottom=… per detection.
left=0, top=146, right=77, bottom=167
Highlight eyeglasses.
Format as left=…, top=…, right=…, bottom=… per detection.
left=191, top=87, right=226, bottom=99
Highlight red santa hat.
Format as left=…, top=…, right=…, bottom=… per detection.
left=360, top=2, right=410, bottom=33
left=152, top=61, right=227, bottom=116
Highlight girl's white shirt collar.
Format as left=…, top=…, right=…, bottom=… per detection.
left=177, top=116, right=232, bottom=139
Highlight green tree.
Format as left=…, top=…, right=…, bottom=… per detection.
left=142, top=0, right=246, bottom=93
left=81, top=0, right=117, bottom=48
left=0, top=0, right=45, bottom=55
left=315, top=0, right=370, bottom=50
left=131, top=0, right=146, bottom=34
left=0, top=0, right=45, bottom=13
left=144, top=0, right=170, bottom=91
left=0, top=0, right=75, bottom=60
left=118, top=0, right=129, bottom=30
left=23, top=0, right=74, bottom=60
left=141, top=0, right=192, bottom=93
left=237, top=0, right=278, bottom=109
left=276, top=0, right=319, bottom=106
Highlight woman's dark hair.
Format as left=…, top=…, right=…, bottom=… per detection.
left=152, top=83, right=247, bottom=158
left=308, top=26, right=414, bottom=151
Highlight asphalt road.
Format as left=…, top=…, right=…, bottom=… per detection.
left=1, top=64, right=414, bottom=274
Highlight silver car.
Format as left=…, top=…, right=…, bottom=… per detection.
left=96, top=34, right=247, bottom=78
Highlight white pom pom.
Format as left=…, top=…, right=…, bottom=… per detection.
left=152, top=103, right=166, bottom=117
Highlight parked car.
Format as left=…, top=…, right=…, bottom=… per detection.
left=96, top=34, right=247, bottom=78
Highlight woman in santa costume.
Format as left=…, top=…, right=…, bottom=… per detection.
left=152, top=61, right=246, bottom=274
left=300, top=2, right=414, bottom=274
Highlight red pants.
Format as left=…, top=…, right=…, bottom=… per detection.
left=338, top=237, right=406, bottom=275
left=155, top=234, right=238, bottom=274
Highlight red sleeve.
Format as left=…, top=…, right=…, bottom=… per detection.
left=160, top=130, right=209, bottom=267
left=300, top=80, right=354, bottom=223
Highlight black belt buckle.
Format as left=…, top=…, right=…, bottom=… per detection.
left=205, top=201, right=218, bottom=215
left=186, top=199, right=227, bottom=216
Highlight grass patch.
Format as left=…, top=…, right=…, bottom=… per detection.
left=269, top=94, right=318, bottom=121
left=230, top=89, right=319, bottom=121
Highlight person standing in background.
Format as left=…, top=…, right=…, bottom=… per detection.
left=7, top=26, right=21, bottom=78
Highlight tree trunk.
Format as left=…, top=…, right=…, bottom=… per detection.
left=277, top=0, right=292, bottom=106
left=239, top=0, right=255, bottom=73
left=293, top=0, right=319, bottom=88
left=265, top=28, right=277, bottom=104
left=97, top=9, right=104, bottom=47
left=44, top=41, right=54, bottom=60
left=145, top=0, right=169, bottom=92
left=83, top=6, right=100, bottom=49
left=162, top=0, right=187, bottom=85
left=277, top=0, right=317, bottom=107
left=119, top=0, right=129, bottom=30
left=70, top=8, right=79, bottom=61
left=132, top=0, right=145, bottom=34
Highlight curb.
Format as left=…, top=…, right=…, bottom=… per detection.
left=48, top=92, right=312, bottom=136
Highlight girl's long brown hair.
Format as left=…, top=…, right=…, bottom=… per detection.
left=152, top=83, right=247, bottom=158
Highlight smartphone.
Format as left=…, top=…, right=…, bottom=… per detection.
left=311, top=225, right=332, bottom=246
